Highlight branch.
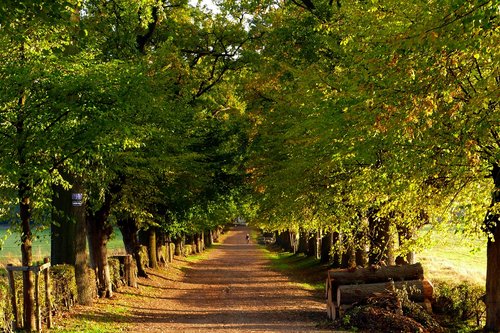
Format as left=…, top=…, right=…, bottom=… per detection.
left=136, top=6, right=159, bottom=54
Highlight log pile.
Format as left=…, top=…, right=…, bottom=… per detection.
left=325, top=263, right=433, bottom=320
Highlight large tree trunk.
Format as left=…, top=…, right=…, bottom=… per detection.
left=86, top=192, right=113, bottom=298
left=320, top=232, right=333, bottom=264
left=485, top=163, right=500, bottom=331
left=51, top=184, right=76, bottom=265
left=307, top=231, right=320, bottom=259
left=368, top=212, right=392, bottom=265
left=148, top=228, right=158, bottom=269
left=341, top=242, right=356, bottom=269
left=331, top=232, right=341, bottom=268
left=117, top=218, right=148, bottom=278
left=52, top=175, right=93, bottom=305
left=204, top=230, right=213, bottom=247
left=19, top=184, right=35, bottom=331
left=297, top=230, right=309, bottom=254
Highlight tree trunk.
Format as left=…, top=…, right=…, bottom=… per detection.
left=336, top=279, right=433, bottom=306
left=355, top=217, right=369, bottom=267
left=297, top=230, right=309, bottom=254
left=20, top=184, right=35, bottom=331
left=368, top=212, right=392, bottom=265
left=52, top=174, right=93, bottom=305
left=72, top=181, right=93, bottom=305
left=200, top=231, right=205, bottom=251
left=118, top=218, right=148, bottom=278
left=86, top=192, right=113, bottom=298
left=307, top=231, right=319, bottom=258
left=148, top=228, right=158, bottom=269
left=51, top=184, right=76, bottom=265
left=485, top=163, right=500, bottom=331
left=329, top=263, right=424, bottom=286
left=341, top=243, right=356, bottom=269
left=277, top=230, right=294, bottom=252
left=174, top=235, right=184, bottom=256
left=331, top=232, right=341, bottom=268
left=204, top=230, right=213, bottom=247
left=320, top=232, right=333, bottom=264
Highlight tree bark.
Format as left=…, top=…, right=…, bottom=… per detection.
left=329, top=263, right=424, bottom=286
left=20, top=184, right=35, bottom=331
left=368, top=212, right=392, bottom=265
left=174, top=235, right=184, bottom=256
left=204, top=230, right=213, bottom=247
left=148, top=228, right=158, bottom=269
left=52, top=174, right=93, bottom=305
left=297, top=230, right=309, bottom=254
left=320, top=232, right=333, bottom=264
left=86, top=192, right=113, bottom=298
left=485, top=163, right=500, bottom=331
left=307, top=231, right=320, bottom=258
left=117, top=218, right=148, bottom=278
left=336, top=279, right=433, bottom=305
left=72, top=181, right=93, bottom=305
left=331, top=232, right=341, bottom=268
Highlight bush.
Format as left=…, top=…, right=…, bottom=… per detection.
left=0, top=270, right=13, bottom=333
left=183, top=244, right=193, bottom=256
left=51, top=264, right=77, bottom=311
left=433, top=280, right=485, bottom=328
left=108, top=258, right=122, bottom=291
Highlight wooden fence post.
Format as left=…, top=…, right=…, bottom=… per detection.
left=35, top=272, right=41, bottom=332
left=6, top=264, right=19, bottom=329
left=44, top=258, right=52, bottom=328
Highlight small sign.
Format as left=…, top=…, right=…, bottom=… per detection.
left=72, top=193, right=83, bottom=207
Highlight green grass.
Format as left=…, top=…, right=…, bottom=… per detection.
left=261, top=247, right=326, bottom=292
left=50, top=305, right=130, bottom=333
left=0, top=226, right=125, bottom=265
left=418, top=228, right=486, bottom=285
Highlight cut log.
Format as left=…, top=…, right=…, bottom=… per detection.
left=337, top=279, right=433, bottom=305
left=329, top=263, right=424, bottom=286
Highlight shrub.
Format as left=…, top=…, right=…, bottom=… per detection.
left=0, top=269, right=13, bottom=333
left=433, top=280, right=485, bottom=328
left=108, top=258, right=122, bottom=291
left=51, top=264, right=77, bottom=311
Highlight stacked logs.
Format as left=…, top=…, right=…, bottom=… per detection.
left=326, top=263, right=433, bottom=320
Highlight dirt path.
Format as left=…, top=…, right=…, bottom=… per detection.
left=124, top=226, right=329, bottom=332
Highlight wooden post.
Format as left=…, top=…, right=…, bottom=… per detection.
left=44, top=258, right=52, bottom=328
left=7, top=264, right=19, bottom=329
left=35, top=272, right=41, bottom=332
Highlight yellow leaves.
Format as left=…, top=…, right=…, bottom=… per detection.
left=340, top=35, right=353, bottom=46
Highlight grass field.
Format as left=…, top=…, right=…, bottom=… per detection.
left=0, top=225, right=125, bottom=266
left=418, top=227, right=486, bottom=286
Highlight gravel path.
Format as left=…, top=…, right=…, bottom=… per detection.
left=127, top=226, right=330, bottom=332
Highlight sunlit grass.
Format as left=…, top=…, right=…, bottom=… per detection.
left=260, top=247, right=325, bottom=292
left=418, top=228, right=486, bottom=286
left=0, top=226, right=125, bottom=265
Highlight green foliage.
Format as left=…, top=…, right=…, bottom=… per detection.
left=0, top=269, right=13, bottom=333
left=433, top=280, right=486, bottom=328
left=107, top=258, right=122, bottom=291
left=51, top=264, right=78, bottom=311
